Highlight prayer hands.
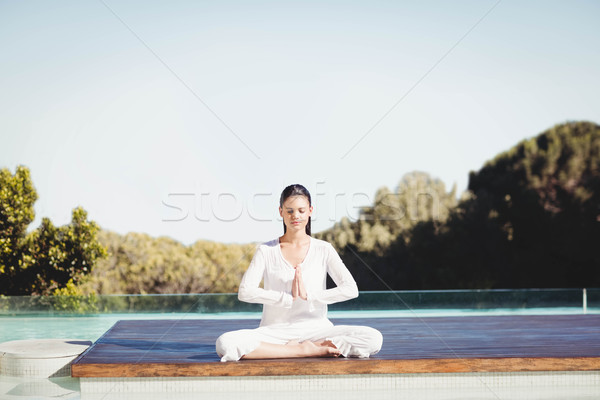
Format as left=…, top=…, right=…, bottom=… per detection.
left=292, top=264, right=308, bottom=301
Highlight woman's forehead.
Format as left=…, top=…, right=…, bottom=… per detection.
left=282, top=195, right=310, bottom=208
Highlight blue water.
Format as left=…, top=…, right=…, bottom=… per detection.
left=1, top=307, right=599, bottom=400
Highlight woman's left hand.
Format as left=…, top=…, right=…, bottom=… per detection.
left=293, top=265, right=308, bottom=301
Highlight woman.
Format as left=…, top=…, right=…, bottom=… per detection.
left=216, top=184, right=383, bottom=361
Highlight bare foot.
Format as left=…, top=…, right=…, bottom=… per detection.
left=300, top=341, right=341, bottom=358
left=315, top=339, right=337, bottom=349
left=286, top=340, right=300, bottom=346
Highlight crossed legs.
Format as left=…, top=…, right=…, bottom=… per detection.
left=240, top=339, right=341, bottom=359
left=216, top=324, right=382, bottom=362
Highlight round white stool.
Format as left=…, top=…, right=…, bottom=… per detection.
left=0, top=339, right=92, bottom=378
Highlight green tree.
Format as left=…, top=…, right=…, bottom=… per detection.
left=316, top=171, right=459, bottom=288
left=79, top=230, right=256, bottom=294
left=464, top=121, right=600, bottom=288
left=319, top=171, right=457, bottom=255
left=386, top=121, right=600, bottom=290
left=0, top=165, right=37, bottom=278
left=0, top=166, right=107, bottom=295
left=317, top=121, right=600, bottom=290
left=362, top=172, right=457, bottom=235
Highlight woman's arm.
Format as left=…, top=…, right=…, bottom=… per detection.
left=238, top=247, right=294, bottom=308
left=307, top=243, right=358, bottom=306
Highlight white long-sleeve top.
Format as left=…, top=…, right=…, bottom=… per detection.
left=238, top=236, right=359, bottom=328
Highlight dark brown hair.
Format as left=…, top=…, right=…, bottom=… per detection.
left=279, top=184, right=312, bottom=236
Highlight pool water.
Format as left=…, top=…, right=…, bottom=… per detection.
left=1, top=310, right=599, bottom=399
left=1, top=291, right=598, bottom=400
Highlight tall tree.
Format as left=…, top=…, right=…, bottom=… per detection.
left=0, top=166, right=37, bottom=279
left=317, top=121, right=600, bottom=290
left=465, top=121, right=600, bottom=287
left=0, top=165, right=106, bottom=295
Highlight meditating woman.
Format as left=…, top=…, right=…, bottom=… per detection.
left=216, top=184, right=383, bottom=361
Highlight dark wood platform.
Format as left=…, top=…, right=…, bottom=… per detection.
left=71, top=314, right=600, bottom=377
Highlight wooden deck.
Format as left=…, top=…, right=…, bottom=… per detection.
left=71, top=314, right=600, bottom=377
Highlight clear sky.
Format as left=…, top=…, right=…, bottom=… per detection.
left=1, top=0, right=599, bottom=245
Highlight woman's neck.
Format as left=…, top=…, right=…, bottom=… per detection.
left=280, top=231, right=310, bottom=245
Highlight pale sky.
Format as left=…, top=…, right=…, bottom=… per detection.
left=1, top=0, right=599, bottom=244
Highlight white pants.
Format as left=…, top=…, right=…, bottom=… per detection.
left=216, top=321, right=383, bottom=362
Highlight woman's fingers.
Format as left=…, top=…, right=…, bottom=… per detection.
left=292, top=269, right=298, bottom=299
left=292, top=265, right=304, bottom=300
left=292, top=265, right=307, bottom=301
left=296, top=266, right=308, bottom=300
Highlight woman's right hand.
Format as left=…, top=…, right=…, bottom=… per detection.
left=292, top=265, right=307, bottom=301
left=292, top=266, right=299, bottom=299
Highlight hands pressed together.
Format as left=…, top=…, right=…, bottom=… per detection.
left=292, top=264, right=307, bottom=301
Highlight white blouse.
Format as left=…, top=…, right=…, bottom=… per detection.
left=238, top=236, right=359, bottom=327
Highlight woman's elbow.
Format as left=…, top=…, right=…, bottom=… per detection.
left=238, top=285, right=262, bottom=303
left=237, top=286, right=249, bottom=302
left=347, top=282, right=359, bottom=299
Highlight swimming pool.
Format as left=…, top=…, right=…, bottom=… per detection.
left=1, top=307, right=599, bottom=344
left=1, top=288, right=597, bottom=343
left=1, top=289, right=599, bottom=399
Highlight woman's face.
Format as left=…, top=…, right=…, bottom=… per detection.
left=279, top=195, right=313, bottom=232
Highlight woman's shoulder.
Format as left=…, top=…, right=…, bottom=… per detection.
left=310, top=237, right=336, bottom=251
left=256, top=238, right=279, bottom=253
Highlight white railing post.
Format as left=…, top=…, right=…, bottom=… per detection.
left=583, top=288, right=587, bottom=314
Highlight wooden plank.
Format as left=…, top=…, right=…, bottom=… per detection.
left=71, top=314, right=600, bottom=377
left=72, top=357, right=600, bottom=377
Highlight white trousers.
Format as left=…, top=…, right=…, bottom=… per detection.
left=216, top=321, right=383, bottom=362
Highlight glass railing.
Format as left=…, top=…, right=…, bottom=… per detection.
left=0, top=288, right=596, bottom=316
